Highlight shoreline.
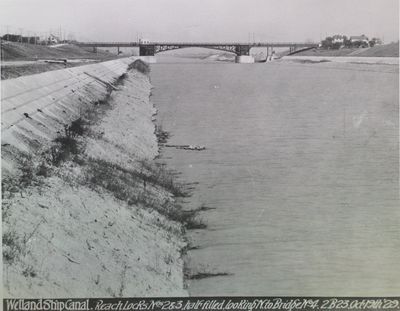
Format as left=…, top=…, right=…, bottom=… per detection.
left=282, top=55, right=399, bottom=65
left=2, top=58, right=191, bottom=297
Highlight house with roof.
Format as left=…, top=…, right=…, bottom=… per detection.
left=2, top=34, right=22, bottom=42
left=48, top=34, right=60, bottom=45
left=370, top=37, right=383, bottom=45
left=350, top=35, right=369, bottom=44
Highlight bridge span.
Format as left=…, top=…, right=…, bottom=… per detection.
left=76, top=41, right=318, bottom=63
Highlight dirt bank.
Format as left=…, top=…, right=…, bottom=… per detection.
left=1, top=41, right=120, bottom=80
left=2, top=58, right=193, bottom=297
left=1, top=41, right=115, bottom=61
left=1, top=61, right=103, bottom=80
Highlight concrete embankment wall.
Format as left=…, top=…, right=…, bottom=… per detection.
left=2, top=58, right=188, bottom=297
left=2, top=57, right=136, bottom=173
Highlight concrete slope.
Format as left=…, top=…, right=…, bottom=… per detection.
left=1, top=57, right=136, bottom=174
left=2, top=58, right=188, bottom=298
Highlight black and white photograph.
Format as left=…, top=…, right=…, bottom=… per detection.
left=0, top=0, right=399, bottom=307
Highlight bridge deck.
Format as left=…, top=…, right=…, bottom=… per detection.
left=77, top=42, right=318, bottom=48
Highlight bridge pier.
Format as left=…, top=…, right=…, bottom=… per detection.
left=235, top=55, right=254, bottom=63
left=139, top=45, right=155, bottom=56
left=289, top=46, right=297, bottom=54
left=267, top=47, right=276, bottom=61
left=92, top=46, right=97, bottom=53
left=235, top=45, right=254, bottom=63
left=138, top=56, right=157, bottom=63
left=235, top=45, right=250, bottom=56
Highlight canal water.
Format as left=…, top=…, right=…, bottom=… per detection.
left=150, top=56, right=399, bottom=296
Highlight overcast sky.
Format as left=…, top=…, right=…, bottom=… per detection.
left=0, top=0, right=398, bottom=43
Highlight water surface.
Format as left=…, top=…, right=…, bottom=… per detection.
left=150, top=56, right=399, bottom=296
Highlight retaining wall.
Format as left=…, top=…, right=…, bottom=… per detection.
left=1, top=57, right=138, bottom=174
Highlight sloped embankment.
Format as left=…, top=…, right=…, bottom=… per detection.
left=1, top=41, right=114, bottom=61
left=2, top=58, right=192, bottom=297
left=289, top=43, right=399, bottom=57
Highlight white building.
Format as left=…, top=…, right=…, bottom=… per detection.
left=48, top=34, right=60, bottom=45
left=332, top=35, right=345, bottom=44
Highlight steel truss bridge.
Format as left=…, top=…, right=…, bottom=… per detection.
left=76, top=41, right=318, bottom=56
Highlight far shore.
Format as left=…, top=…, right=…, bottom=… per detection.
left=289, top=42, right=399, bottom=58
left=281, top=55, right=399, bottom=65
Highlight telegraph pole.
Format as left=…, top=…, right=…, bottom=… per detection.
left=6, top=25, right=10, bottom=41
left=19, top=28, right=23, bottom=43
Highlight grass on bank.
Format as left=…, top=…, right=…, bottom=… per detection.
left=2, top=59, right=213, bottom=290
left=3, top=60, right=205, bottom=232
left=49, top=120, right=86, bottom=166
left=129, top=59, right=150, bottom=74
left=82, top=158, right=206, bottom=230
left=155, top=124, right=170, bottom=144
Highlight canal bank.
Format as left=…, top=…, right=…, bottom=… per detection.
left=2, top=57, right=190, bottom=297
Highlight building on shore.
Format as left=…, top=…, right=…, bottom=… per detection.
left=350, top=34, right=369, bottom=44
left=47, top=34, right=60, bottom=45
left=332, top=35, right=345, bottom=44
left=2, top=34, right=40, bottom=44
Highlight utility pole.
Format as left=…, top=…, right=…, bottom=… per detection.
left=19, top=28, right=23, bottom=43
left=6, top=25, right=10, bottom=41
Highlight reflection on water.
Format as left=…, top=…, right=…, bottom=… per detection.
left=150, top=56, right=399, bottom=296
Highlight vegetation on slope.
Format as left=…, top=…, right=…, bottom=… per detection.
left=1, top=60, right=203, bottom=297
left=1, top=41, right=122, bottom=79
left=1, top=41, right=115, bottom=61
left=355, top=42, right=399, bottom=57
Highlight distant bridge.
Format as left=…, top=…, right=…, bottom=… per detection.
left=76, top=41, right=318, bottom=57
